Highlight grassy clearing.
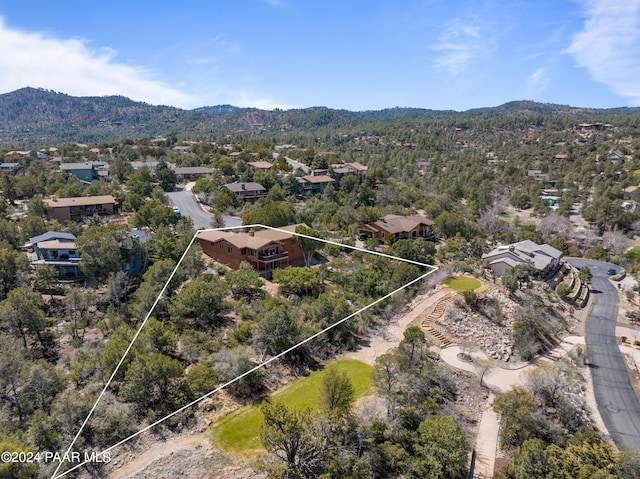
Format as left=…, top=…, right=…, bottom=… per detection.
left=210, top=358, right=374, bottom=460
left=629, top=246, right=640, bottom=258
left=445, top=276, right=482, bottom=292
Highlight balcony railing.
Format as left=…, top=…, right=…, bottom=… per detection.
left=257, top=251, right=289, bottom=262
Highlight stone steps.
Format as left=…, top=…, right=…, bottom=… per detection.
left=420, top=293, right=458, bottom=347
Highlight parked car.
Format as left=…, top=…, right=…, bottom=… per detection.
left=172, top=206, right=181, bottom=218
left=607, top=268, right=617, bottom=275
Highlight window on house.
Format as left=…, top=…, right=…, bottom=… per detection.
left=69, top=250, right=76, bottom=255
left=228, top=246, right=233, bottom=253
left=241, top=248, right=247, bottom=255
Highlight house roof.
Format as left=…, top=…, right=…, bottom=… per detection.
left=30, top=231, right=76, bottom=245
left=298, top=175, right=336, bottom=184
left=624, top=185, right=639, bottom=194
left=174, top=166, right=213, bottom=175
left=198, top=224, right=302, bottom=250
left=489, top=257, right=520, bottom=268
left=36, top=239, right=78, bottom=250
left=482, top=240, right=562, bottom=271
left=247, top=161, right=273, bottom=169
left=366, top=214, right=434, bottom=234
left=45, top=195, right=116, bottom=208
left=345, top=161, right=368, bottom=171
left=223, top=182, right=266, bottom=193
left=129, top=228, right=152, bottom=243
left=60, top=162, right=95, bottom=171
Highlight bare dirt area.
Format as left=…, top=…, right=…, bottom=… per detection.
left=103, top=433, right=257, bottom=479
left=80, top=419, right=258, bottom=479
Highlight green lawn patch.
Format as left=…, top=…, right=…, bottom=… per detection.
left=445, top=276, right=482, bottom=292
left=210, top=358, right=374, bottom=460
left=629, top=246, right=640, bottom=258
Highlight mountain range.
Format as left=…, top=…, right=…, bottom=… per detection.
left=1, top=87, right=639, bottom=148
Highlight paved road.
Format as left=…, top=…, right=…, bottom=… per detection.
left=567, top=258, right=640, bottom=451
left=166, top=191, right=241, bottom=230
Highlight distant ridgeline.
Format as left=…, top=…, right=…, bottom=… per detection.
left=1, top=87, right=639, bottom=147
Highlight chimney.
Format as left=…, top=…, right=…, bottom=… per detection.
left=248, top=229, right=254, bottom=237
left=241, top=183, right=246, bottom=190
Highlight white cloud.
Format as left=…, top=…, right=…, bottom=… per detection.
left=0, top=17, right=198, bottom=108
left=568, top=0, right=640, bottom=104
left=431, top=16, right=489, bottom=76
left=527, top=68, right=548, bottom=96
left=234, top=91, right=295, bottom=110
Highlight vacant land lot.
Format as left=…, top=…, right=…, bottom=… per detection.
left=210, top=359, right=374, bottom=460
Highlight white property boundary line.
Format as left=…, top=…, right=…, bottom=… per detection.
left=52, top=225, right=438, bottom=479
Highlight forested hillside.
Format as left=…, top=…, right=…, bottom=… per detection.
left=2, top=87, right=640, bottom=148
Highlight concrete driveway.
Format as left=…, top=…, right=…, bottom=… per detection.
left=567, top=258, right=640, bottom=451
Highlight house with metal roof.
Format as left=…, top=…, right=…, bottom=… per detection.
left=30, top=232, right=81, bottom=279
left=481, top=240, right=563, bottom=277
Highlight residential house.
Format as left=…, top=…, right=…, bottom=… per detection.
left=30, top=232, right=81, bottom=279
left=358, top=214, right=435, bottom=242
left=123, top=228, right=152, bottom=274
left=247, top=161, right=273, bottom=171
left=481, top=240, right=562, bottom=277
left=417, top=161, right=429, bottom=175
left=606, top=150, right=630, bottom=161
left=527, top=169, right=549, bottom=182
left=44, top=195, right=117, bottom=222
left=624, top=185, right=639, bottom=198
left=296, top=175, right=336, bottom=195
left=330, top=161, right=369, bottom=180
left=172, top=146, right=192, bottom=154
left=0, top=162, right=18, bottom=172
left=197, top=224, right=305, bottom=274
left=130, top=160, right=174, bottom=172
left=174, top=166, right=213, bottom=181
left=221, top=182, right=267, bottom=201
left=59, top=162, right=100, bottom=182
left=553, top=154, right=568, bottom=161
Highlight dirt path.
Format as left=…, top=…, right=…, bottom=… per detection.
left=106, top=433, right=207, bottom=479
left=440, top=334, right=610, bottom=478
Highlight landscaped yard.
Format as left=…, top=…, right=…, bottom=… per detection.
left=210, top=358, right=374, bottom=460
left=629, top=246, right=640, bottom=258
left=445, top=276, right=482, bottom=292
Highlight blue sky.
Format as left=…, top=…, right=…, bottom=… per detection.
left=0, top=0, right=638, bottom=111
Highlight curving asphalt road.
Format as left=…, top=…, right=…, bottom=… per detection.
left=567, top=258, right=640, bottom=451
left=166, top=191, right=241, bottom=230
